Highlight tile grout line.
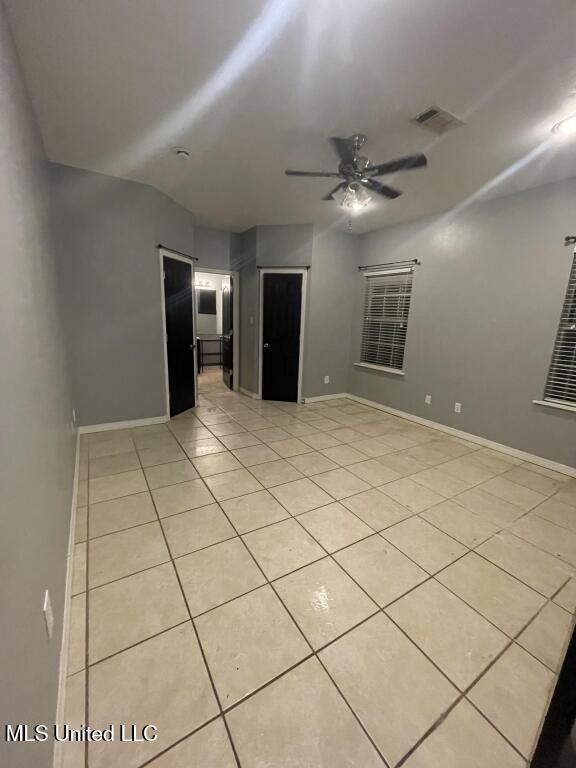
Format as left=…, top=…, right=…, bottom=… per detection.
left=93, top=406, right=573, bottom=644
left=184, top=417, right=529, bottom=762
left=209, top=399, right=572, bottom=760
left=389, top=567, right=576, bottom=765
left=219, top=411, right=538, bottom=764
left=88, top=420, right=576, bottom=551
left=165, top=413, right=392, bottom=766
left=135, top=712, right=223, bottom=768
left=133, top=441, right=244, bottom=768
left=84, top=394, right=574, bottom=766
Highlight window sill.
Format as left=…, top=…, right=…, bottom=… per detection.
left=533, top=399, right=576, bottom=414
left=354, top=362, right=405, bottom=376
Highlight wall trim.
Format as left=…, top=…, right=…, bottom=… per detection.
left=345, top=393, right=576, bottom=477
left=78, top=415, right=168, bottom=434
left=239, top=386, right=259, bottom=399
left=302, top=393, right=348, bottom=403
left=53, top=429, right=80, bottom=768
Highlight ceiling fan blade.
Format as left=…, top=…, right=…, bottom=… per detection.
left=285, top=170, right=342, bottom=177
left=322, top=182, right=347, bottom=201
left=366, top=153, right=427, bottom=177
left=362, top=179, right=403, bottom=199
left=330, top=137, right=357, bottom=165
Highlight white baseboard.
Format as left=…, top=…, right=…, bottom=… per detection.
left=53, top=430, right=80, bottom=768
left=345, top=393, right=576, bottom=478
left=239, top=387, right=259, bottom=400
left=78, top=415, right=168, bottom=434
left=302, top=393, right=348, bottom=403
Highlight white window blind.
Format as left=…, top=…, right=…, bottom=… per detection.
left=360, top=267, right=414, bottom=371
left=544, top=255, right=576, bottom=405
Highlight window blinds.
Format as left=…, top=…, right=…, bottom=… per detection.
left=544, top=255, right=576, bottom=405
left=360, top=267, right=414, bottom=370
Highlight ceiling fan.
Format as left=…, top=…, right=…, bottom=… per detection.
left=285, top=134, right=427, bottom=209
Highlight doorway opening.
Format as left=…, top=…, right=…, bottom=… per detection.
left=160, top=252, right=240, bottom=417
left=195, top=270, right=238, bottom=393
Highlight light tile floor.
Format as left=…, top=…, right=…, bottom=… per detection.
left=61, top=379, right=576, bottom=767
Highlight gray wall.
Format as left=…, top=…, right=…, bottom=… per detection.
left=194, top=225, right=230, bottom=271
left=232, top=225, right=315, bottom=395
left=256, top=224, right=314, bottom=269
left=0, top=4, right=75, bottom=766
left=232, top=223, right=358, bottom=399
left=50, top=164, right=230, bottom=426
left=349, top=179, right=576, bottom=468
left=231, top=227, right=259, bottom=393
left=303, top=227, right=359, bottom=397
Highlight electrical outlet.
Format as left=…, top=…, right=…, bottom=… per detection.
left=454, top=402, right=462, bottom=413
left=425, top=394, right=432, bottom=405
left=324, top=375, right=330, bottom=385
left=43, top=590, right=54, bottom=640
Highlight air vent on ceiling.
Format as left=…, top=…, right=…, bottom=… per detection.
left=411, top=106, right=464, bottom=134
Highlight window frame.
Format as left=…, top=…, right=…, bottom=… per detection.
left=356, top=266, right=414, bottom=375
left=541, top=253, right=576, bottom=410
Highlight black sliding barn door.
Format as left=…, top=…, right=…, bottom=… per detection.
left=163, top=257, right=196, bottom=416
left=222, top=276, right=233, bottom=390
left=261, top=272, right=303, bottom=402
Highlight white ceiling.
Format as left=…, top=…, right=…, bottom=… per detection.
left=6, top=0, right=576, bottom=232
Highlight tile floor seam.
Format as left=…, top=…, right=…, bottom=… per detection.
left=79, top=393, right=573, bottom=768
left=86, top=619, right=191, bottom=669
left=280, top=471, right=540, bottom=765
left=219, top=441, right=482, bottom=762
left=383, top=611, right=530, bottom=766
left=84, top=510, right=162, bottom=542
left=434, top=571, right=570, bottom=672
left=133, top=712, right=224, bottom=768
left=223, top=541, right=390, bottom=764
left=531, top=506, right=576, bottom=535
left=504, top=524, right=576, bottom=570
left=138, top=452, right=244, bottom=768
left=86, top=558, right=173, bottom=592
left=167, top=410, right=572, bottom=623
left=427, top=569, right=539, bottom=642
left=166, top=423, right=393, bottom=766
left=419, top=511, right=575, bottom=600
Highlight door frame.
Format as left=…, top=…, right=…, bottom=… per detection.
left=194, top=266, right=240, bottom=393
left=258, top=268, right=308, bottom=403
left=159, top=247, right=198, bottom=417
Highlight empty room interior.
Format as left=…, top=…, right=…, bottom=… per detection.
left=2, top=1, right=576, bottom=767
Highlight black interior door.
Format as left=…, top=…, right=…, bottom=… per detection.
left=163, top=257, right=196, bottom=416
left=222, top=277, right=233, bottom=390
left=262, top=272, right=302, bottom=402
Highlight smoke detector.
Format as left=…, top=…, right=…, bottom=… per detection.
left=411, top=106, right=464, bottom=135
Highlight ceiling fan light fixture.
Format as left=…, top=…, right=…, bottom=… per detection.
left=553, top=114, right=576, bottom=139
left=341, top=182, right=370, bottom=213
